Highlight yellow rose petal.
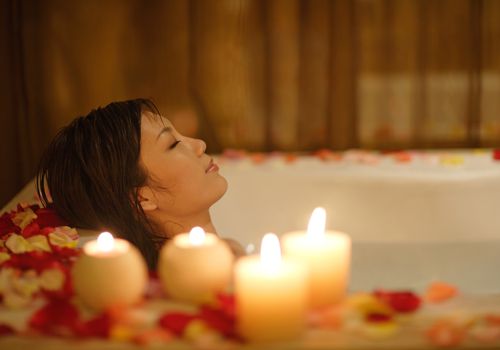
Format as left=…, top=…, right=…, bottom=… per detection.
left=48, top=230, right=78, bottom=248
left=53, top=226, right=79, bottom=241
left=110, top=324, right=134, bottom=342
left=0, top=268, right=16, bottom=294
left=12, top=208, right=37, bottom=230
left=347, top=293, right=393, bottom=316
left=3, top=291, right=31, bottom=309
left=440, top=155, right=464, bottom=166
left=0, top=252, right=10, bottom=265
left=5, top=234, right=34, bottom=254
left=13, top=272, right=40, bottom=297
left=38, top=268, right=65, bottom=291
left=362, top=321, right=399, bottom=339
left=183, top=320, right=210, bottom=341
left=27, top=235, right=52, bottom=252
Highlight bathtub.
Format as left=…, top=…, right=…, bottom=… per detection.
left=3, top=151, right=500, bottom=294
left=211, top=153, right=500, bottom=294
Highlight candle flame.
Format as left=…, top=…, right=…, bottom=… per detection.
left=307, top=207, right=326, bottom=238
left=97, top=231, right=115, bottom=252
left=260, top=233, right=281, bottom=271
left=189, top=226, right=206, bottom=246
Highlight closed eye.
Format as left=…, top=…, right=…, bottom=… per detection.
left=169, top=140, right=181, bottom=149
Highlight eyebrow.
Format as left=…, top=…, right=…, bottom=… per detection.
left=156, top=126, right=173, bottom=141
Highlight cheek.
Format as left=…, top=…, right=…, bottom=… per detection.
left=153, top=156, right=203, bottom=194
left=159, top=161, right=199, bottom=189
left=149, top=154, right=226, bottom=212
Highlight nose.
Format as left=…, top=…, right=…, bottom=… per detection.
left=187, top=137, right=206, bottom=156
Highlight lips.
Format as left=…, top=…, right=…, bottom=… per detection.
left=206, top=158, right=219, bottom=173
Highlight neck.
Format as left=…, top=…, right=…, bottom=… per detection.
left=155, top=210, right=218, bottom=237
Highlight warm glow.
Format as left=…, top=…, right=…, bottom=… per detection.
left=307, top=207, right=326, bottom=239
left=97, top=232, right=115, bottom=252
left=189, top=226, right=206, bottom=246
left=260, top=233, right=281, bottom=271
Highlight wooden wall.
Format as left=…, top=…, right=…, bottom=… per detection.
left=1, top=0, right=500, bottom=205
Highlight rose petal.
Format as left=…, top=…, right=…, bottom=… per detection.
left=347, top=293, right=393, bottom=316
left=133, top=327, right=173, bottom=346
left=314, top=305, right=344, bottom=329
left=425, top=282, right=459, bottom=303
left=470, top=319, right=500, bottom=343
left=49, top=230, right=78, bottom=249
left=0, top=323, right=15, bottom=335
left=0, top=213, right=20, bottom=237
left=250, top=153, right=267, bottom=164
left=22, top=222, right=41, bottom=238
left=485, top=314, right=500, bottom=326
left=0, top=251, right=10, bottom=265
left=5, top=234, right=34, bottom=254
left=374, top=290, right=421, bottom=313
left=77, top=313, right=112, bottom=338
left=215, top=293, right=236, bottom=320
left=26, top=235, right=52, bottom=252
left=12, top=208, right=37, bottom=230
left=183, top=319, right=211, bottom=341
left=39, top=268, right=65, bottom=291
left=426, top=320, right=467, bottom=348
left=365, top=313, right=394, bottom=323
left=285, top=153, right=298, bottom=164
left=222, top=149, right=247, bottom=160
left=3, top=291, right=31, bottom=309
left=199, top=306, right=235, bottom=337
left=0, top=268, right=16, bottom=294
left=108, top=324, right=134, bottom=342
left=158, top=312, right=197, bottom=336
left=33, top=208, right=67, bottom=228
left=29, top=298, right=79, bottom=336
left=361, top=320, right=399, bottom=339
left=12, top=270, right=40, bottom=297
left=493, top=149, right=500, bottom=161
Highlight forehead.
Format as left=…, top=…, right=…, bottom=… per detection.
left=142, top=110, right=170, bottom=127
left=141, top=111, right=173, bottom=134
left=140, top=111, right=174, bottom=146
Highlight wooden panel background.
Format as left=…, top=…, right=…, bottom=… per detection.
left=1, top=0, right=500, bottom=205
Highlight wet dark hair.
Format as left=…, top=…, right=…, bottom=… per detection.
left=36, top=98, right=165, bottom=269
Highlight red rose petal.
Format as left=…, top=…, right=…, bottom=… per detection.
left=216, top=293, right=236, bottom=320
left=374, top=290, right=421, bottom=313
left=22, top=222, right=41, bottom=238
left=199, top=306, right=235, bottom=337
left=0, top=323, right=15, bottom=335
left=0, top=213, right=20, bottom=237
left=29, top=298, right=80, bottom=336
left=34, top=208, right=67, bottom=228
left=76, top=313, right=112, bottom=338
left=493, top=149, right=500, bottom=161
left=158, top=313, right=196, bottom=336
left=366, top=313, right=394, bottom=323
left=40, top=227, right=55, bottom=236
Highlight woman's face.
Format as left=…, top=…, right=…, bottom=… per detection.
left=139, top=111, right=227, bottom=218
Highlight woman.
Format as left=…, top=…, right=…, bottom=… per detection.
left=37, top=98, right=242, bottom=269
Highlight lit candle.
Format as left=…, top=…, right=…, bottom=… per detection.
left=72, top=232, right=148, bottom=310
left=158, top=226, right=233, bottom=303
left=235, top=233, right=307, bottom=342
left=282, top=207, right=351, bottom=308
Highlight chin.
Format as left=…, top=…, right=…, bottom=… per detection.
left=213, top=175, right=228, bottom=202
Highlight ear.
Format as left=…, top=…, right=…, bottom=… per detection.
left=137, top=186, right=158, bottom=212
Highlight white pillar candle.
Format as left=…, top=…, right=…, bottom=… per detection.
left=72, top=232, right=148, bottom=311
left=282, top=207, right=351, bottom=308
left=158, top=227, right=233, bottom=304
left=235, top=233, right=307, bottom=342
